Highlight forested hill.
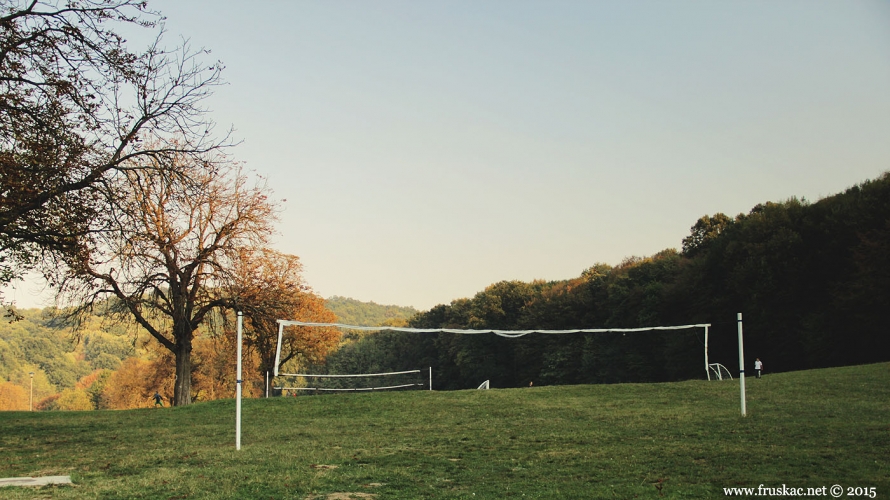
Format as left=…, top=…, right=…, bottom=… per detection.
left=0, top=309, right=137, bottom=410
left=4, top=174, right=888, bottom=403
left=325, top=296, right=418, bottom=326
left=321, top=173, right=890, bottom=389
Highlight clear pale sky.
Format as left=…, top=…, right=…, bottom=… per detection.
left=5, top=1, right=890, bottom=310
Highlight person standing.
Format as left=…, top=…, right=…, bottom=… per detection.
left=754, top=358, right=764, bottom=379
left=153, top=392, right=164, bottom=407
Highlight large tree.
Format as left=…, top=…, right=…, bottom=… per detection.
left=0, top=0, right=227, bottom=292
left=226, top=247, right=340, bottom=380
left=58, top=154, right=274, bottom=406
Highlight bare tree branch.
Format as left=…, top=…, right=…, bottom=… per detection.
left=1, top=0, right=232, bottom=292
left=56, top=152, right=277, bottom=405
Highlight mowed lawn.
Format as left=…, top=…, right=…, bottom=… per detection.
left=1, top=363, right=888, bottom=499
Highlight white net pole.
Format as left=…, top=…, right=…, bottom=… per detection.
left=704, top=325, right=710, bottom=381
left=737, top=312, right=747, bottom=417
left=273, top=321, right=284, bottom=378
left=236, top=311, right=243, bottom=450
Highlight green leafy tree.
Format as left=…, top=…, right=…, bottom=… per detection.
left=681, top=213, right=733, bottom=257
left=83, top=333, right=134, bottom=365
left=90, top=353, right=122, bottom=371
left=0, top=337, right=21, bottom=378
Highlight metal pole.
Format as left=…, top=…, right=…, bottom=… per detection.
left=737, top=313, right=746, bottom=417
left=429, top=367, right=432, bottom=391
left=704, top=325, right=710, bottom=381
left=236, top=311, right=243, bottom=450
left=273, top=321, right=284, bottom=377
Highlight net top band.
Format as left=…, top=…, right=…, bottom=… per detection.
left=276, top=320, right=711, bottom=338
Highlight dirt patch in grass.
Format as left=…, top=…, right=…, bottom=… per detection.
left=306, top=493, right=376, bottom=500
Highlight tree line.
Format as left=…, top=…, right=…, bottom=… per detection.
left=317, top=173, right=890, bottom=390
left=325, top=296, right=418, bottom=327
left=0, top=294, right=421, bottom=410
left=0, top=301, right=339, bottom=410
left=0, top=310, right=176, bottom=410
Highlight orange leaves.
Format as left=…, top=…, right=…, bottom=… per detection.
left=191, top=333, right=262, bottom=401
left=285, top=294, right=340, bottom=366
left=74, top=369, right=105, bottom=390
left=0, top=382, right=28, bottom=411
left=102, top=357, right=171, bottom=409
left=225, top=247, right=341, bottom=374
left=60, top=147, right=281, bottom=406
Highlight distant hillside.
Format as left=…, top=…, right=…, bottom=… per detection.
left=0, top=307, right=140, bottom=410
left=325, top=173, right=890, bottom=389
left=325, top=296, right=418, bottom=326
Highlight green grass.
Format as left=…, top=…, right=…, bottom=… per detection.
left=1, top=363, right=888, bottom=499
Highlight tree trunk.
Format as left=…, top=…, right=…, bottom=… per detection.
left=173, top=338, right=193, bottom=406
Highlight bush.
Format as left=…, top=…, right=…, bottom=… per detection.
left=0, top=381, right=28, bottom=410
left=56, top=388, right=93, bottom=411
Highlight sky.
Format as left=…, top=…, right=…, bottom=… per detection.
left=4, top=1, right=890, bottom=310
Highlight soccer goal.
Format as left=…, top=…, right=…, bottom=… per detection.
left=708, top=363, right=733, bottom=380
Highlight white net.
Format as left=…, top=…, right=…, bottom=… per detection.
left=708, top=363, right=733, bottom=380
left=274, top=320, right=714, bottom=382
left=274, top=369, right=428, bottom=393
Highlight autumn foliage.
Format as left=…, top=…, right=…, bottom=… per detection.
left=101, top=358, right=168, bottom=409
left=0, top=381, right=28, bottom=411
left=1, top=286, right=339, bottom=411
left=192, top=332, right=262, bottom=401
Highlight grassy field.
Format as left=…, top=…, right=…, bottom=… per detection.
left=0, top=363, right=888, bottom=499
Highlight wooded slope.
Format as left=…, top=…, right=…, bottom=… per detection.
left=322, top=173, right=890, bottom=389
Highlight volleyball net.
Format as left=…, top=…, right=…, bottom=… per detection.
left=273, top=320, right=715, bottom=382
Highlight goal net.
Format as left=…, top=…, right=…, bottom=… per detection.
left=708, top=363, right=733, bottom=380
